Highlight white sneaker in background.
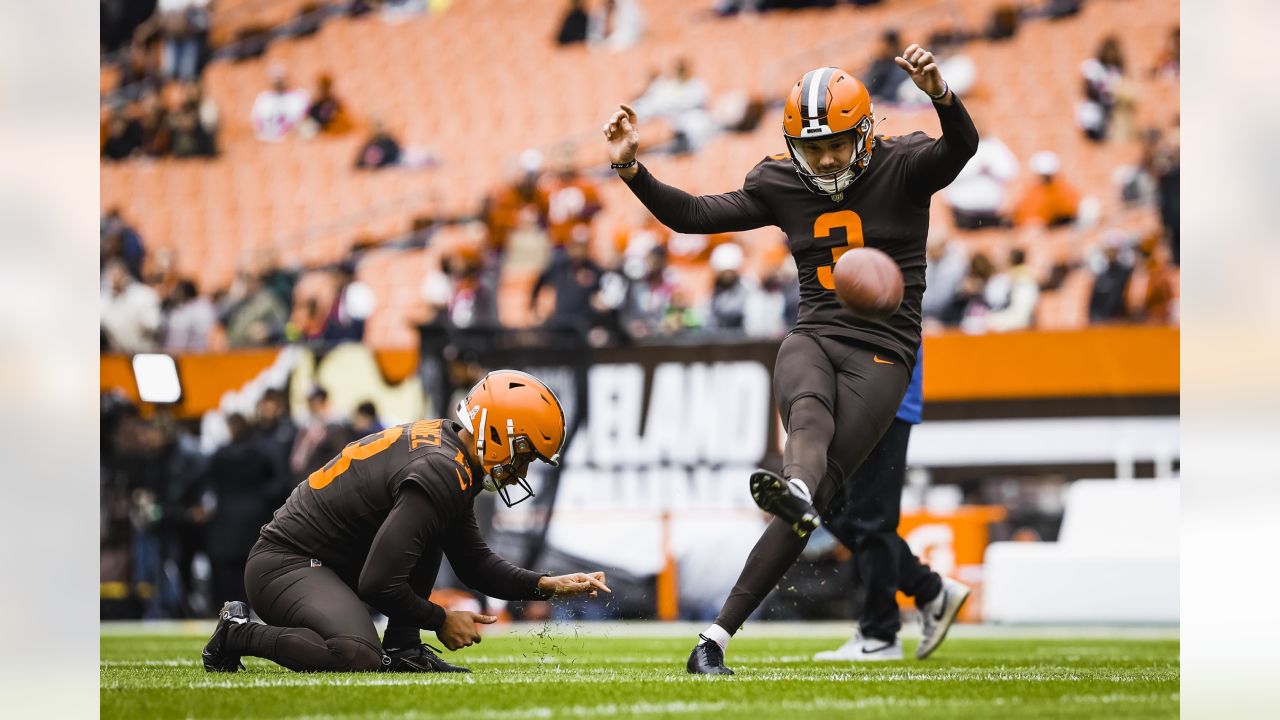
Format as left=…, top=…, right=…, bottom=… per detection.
left=916, top=576, right=972, bottom=660
left=813, top=631, right=903, bottom=661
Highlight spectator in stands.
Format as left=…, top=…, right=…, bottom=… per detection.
left=1136, top=241, right=1177, bottom=324
left=1044, top=0, right=1083, bottom=19
left=712, top=0, right=762, bottom=14
left=633, top=58, right=713, bottom=154
left=319, top=261, right=375, bottom=342
left=117, top=39, right=164, bottom=102
left=705, top=242, right=751, bottom=333
left=1088, top=234, right=1134, bottom=322
left=444, top=252, right=499, bottom=329
left=168, top=94, right=216, bottom=158
left=255, top=247, right=299, bottom=314
left=348, top=401, right=385, bottom=442
left=251, top=65, right=310, bottom=142
left=941, top=252, right=995, bottom=327
left=101, top=208, right=146, bottom=280
left=944, top=126, right=1018, bottom=229
left=546, top=152, right=603, bottom=256
left=202, top=412, right=279, bottom=605
left=483, top=151, right=550, bottom=256
left=252, top=388, right=296, bottom=506
left=922, top=232, right=969, bottom=324
left=137, top=90, right=172, bottom=157
left=863, top=30, right=905, bottom=103
left=222, top=270, right=289, bottom=348
left=1156, top=128, right=1180, bottom=265
left=102, top=259, right=162, bottom=353
left=163, top=279, right=217, bottom=351
left=590, top=0, right=645, bottom=52
left=1013, top=151, right=1080, bottom=227
left=102, top=106, right=143, bottom=161
left=1078, top=35, right=1134, bottom=143
left=290, top=387, right=348, bottom=479
left=986, top=4, right=1020, bottom=41
left=354, top=119, right=402, bottom=169
left=144, top=247, right=182, bottom=311
left=1115, top=128, right=1163, bottom=207
left=303, top=74, right=354, bottom=136
left=556, top=0, right=590, bottom=46
left=983, top=248, right=1040, bottom=332
left=531, top=235, right=604, bottom=338
left=156, top=0, right=210, bottom=82
left=1152, top=26, right=1179, bottom=79
left=743, top=259, right=793, bottom=339
left=621, top=246, right=676, bottom=339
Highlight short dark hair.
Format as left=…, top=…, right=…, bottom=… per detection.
left=355, top=400, right=378, bottom=418
left=227, top=413, right=250, bottom=441
left=1010, top=248, right=1027, bottom=266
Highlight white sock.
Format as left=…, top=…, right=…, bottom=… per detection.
left=788, top=478, right=813, bottom=504
left=699, top=624, right=731, bottom=651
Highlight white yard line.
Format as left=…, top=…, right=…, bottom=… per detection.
left=100, top=619, right=1180, bottom=640
left=259, top=693, right=1179, bottom=720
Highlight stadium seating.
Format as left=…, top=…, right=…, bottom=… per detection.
left=982, top=478, right=1179, bottom=623
left=100, top=0, right=1178, bottom=346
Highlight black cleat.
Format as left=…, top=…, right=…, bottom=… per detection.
left=203, top=601, right=248, bottom=673
left=687, top=636, right=734, bottom=675
left=384, top=643, right=471, bottom=673
left=749, top=469, right=819, bottom=538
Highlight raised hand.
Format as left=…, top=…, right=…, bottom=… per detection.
left=894, top=43, right=949, bottom=102
left=602, top=104, right=640, bottom=179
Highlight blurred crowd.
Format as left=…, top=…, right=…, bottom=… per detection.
left=101, top=207, right=376, bottom=352
left=101, top=385, right=389, bottom=618
left=101, top=0, right=1180, bottom=352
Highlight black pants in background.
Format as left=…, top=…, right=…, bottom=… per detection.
left=822, top=419, right=941, bottom=642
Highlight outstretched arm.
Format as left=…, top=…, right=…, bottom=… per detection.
left=603, top=104, right=773, bottom=233
left=441, top=509, right=611, bottom=601
left=895, top=44, right=981, bottom=202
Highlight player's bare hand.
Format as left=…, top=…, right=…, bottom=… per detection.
left=436, top=610, right=497, bottom=651
left=894, top=43, right=949, bottom=102
left=602, top=104, right=640, bottom=179
left=538, top=572, right=612, bottom=599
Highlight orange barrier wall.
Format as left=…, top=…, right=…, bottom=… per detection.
left=922, top=326, right=1179, bottom=401
left=100, top=327, right=1179, bottom=418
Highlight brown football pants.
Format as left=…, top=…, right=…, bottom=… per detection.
left=713, top=331, right=910, bottom=635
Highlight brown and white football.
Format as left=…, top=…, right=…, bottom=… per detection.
left=832, top=247, right=904, bottom=322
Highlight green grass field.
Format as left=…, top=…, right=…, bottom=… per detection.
left=101, top=624, right=1178, bottom=719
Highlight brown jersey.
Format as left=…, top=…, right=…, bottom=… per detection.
left=261, top=419, right=482, bottom=563
left=623, top=96, right=979, bottom=366
left=259, top=418, right=546, bottom=626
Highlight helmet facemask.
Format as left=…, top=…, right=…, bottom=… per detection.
left=786, top=114, right=874, bottom=196
left=481, top=433, right=560, bottom=508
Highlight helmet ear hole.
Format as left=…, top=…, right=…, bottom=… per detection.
left=489, top=426, right=501, bottom=444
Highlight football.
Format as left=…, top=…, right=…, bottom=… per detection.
left=832, top=247, right=904, bottom=322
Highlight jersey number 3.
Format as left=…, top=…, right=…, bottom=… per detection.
left=308, top=426, right=404, bottom=490
left=813, top=210, right=865, bottom=290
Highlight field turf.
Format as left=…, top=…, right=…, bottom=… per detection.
left=101, top=624, right=1178, bottom=719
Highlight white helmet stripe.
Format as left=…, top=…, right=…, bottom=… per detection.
left=805, top=67, right=832, bottom=125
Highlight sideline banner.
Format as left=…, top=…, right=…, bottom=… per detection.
left=98, top=327, right=1180, bottom=419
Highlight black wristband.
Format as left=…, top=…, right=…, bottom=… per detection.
left=610, top=159, right=637, bottom=170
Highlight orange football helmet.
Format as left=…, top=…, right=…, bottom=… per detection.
left=455, top=370, right=566, bottom=507
left=782, top=66, right=876, bottom=195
